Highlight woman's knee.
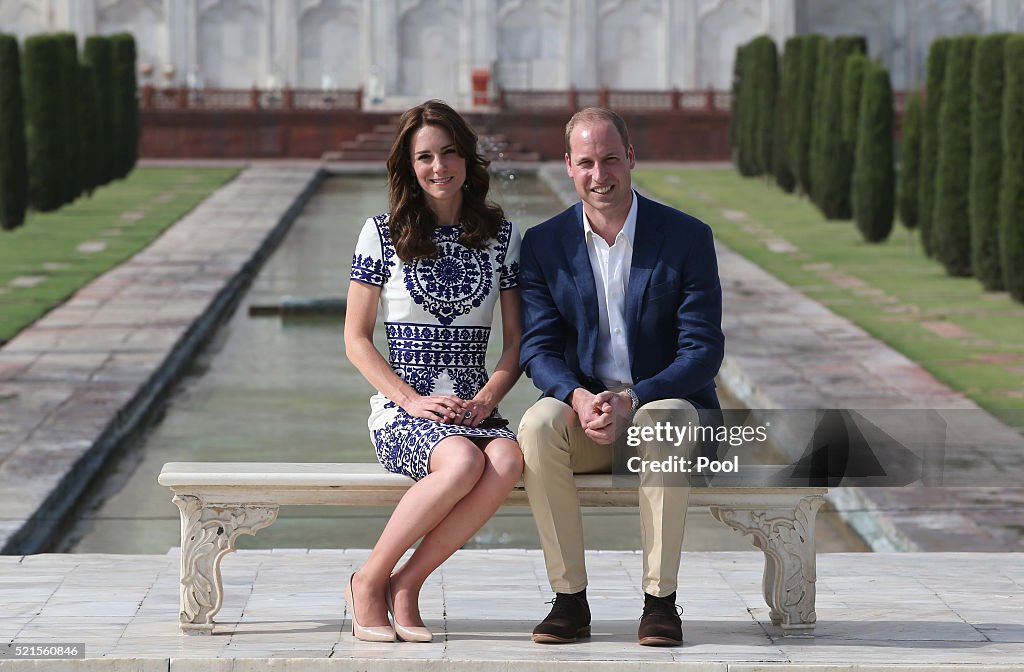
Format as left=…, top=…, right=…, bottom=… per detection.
left=429, top=439, right=485, bottom=488
left=485, top=439, right=525, bottom=480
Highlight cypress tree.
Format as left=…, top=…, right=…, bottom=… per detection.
left=969, top=33, right=1011, bottom=290
left=999, top=36, right=1024, bottom=302
left=737, top=42, right=761, bottom=176
left=730, top=44, right=744, bottom=170
left=816, top=36, right=868, bottom=219
left=82, top=36, right=114, bottom=187
left=842, top=54, right=869, bottom=147
left=0, top=33, right=28, bottom=230
left=934, top=35, right=978, bottom=277
left=919, top=38, right=951, bottom=257
left=79, top=63, right=100, bottom=196
left=809, top=37, right=832, bottom=206
left=110, top=32, right=138, bottom=179
left=752, top=35, right=778, bottom=179
left=55, top=32, right=80, bottom=204
left=795, top=34, right=826, bottom=196
left=22, top=34, right=64, bottom=212
left=852, top=62, right=895, bottom=243
left=899, top=90, right=924, bottom=231
left=773, top=59, right=796, bottom=193
left=779, top=36, right=803, bottom=193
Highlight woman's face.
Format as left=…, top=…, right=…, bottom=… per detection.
left=410, top=124, right=466, bottom=207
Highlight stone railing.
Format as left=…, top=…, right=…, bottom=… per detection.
left=140, top=85, right=363, bottom=111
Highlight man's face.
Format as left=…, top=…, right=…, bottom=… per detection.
left=565, top=121, right=636, bottom=219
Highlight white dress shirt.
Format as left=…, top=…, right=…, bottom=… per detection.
left=583, top=190, right=638, bottom=388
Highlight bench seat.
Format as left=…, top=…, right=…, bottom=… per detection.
left=159, top=462, right=827, bottom=634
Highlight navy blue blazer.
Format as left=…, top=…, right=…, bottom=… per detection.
left=519, top=192, right=724, bottom=410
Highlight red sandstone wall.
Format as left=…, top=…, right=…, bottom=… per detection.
left=139, top=110, right=732, bottom=162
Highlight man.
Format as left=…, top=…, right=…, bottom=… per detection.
left=518, top=108, right=724, bottom=646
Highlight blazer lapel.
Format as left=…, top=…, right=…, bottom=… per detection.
left=563, top=203, right=600, bottom=370
left=626, top=195, right=665, bottom=368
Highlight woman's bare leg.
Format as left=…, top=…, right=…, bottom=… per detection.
left=350, top=436, right=485, bottom=628
left=389, top=438, right=524, bottom=627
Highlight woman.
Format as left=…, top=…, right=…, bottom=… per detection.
left=344, top=100, right=524, bottom=642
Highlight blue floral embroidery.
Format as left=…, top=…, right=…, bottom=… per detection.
left=404, top=226, right=493, bottom=326
left=349, top=214, right=396, bottom=286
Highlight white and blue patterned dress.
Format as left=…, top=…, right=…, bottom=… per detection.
left=350, top=214, right=521, bottom=480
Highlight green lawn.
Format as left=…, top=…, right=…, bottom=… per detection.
left=0, top=167, right=240, bottom=342
left=633, top=167, right=1024, bottom=423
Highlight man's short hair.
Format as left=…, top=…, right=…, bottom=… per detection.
left=564, top=107, right=631, bottom=156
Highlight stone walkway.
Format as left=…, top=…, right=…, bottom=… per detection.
left=1, top=549, right=1023, bottom=669
left=0, top=164, right=324, bottom=554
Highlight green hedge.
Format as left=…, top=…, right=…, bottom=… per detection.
left=79, top=63, right=100, bottom=196
left=0, top=33, right=27, bottom=231
left=22, top=34, right=64, bottom=212
left=82, top=36, right=114, bottom=187
left=970, top=33, right=1011, bottom=290
left=779, top=37, right=803, bottom=193
left=752, top=35, right=778, bottom=178
left=1000, top=36, right=1024, bottom=302
left=919, top=38, right=951, bottom=257
left=110, top=32, right=138, bottom=180
left=56, top=32, right=80, bottom=205
left=852, top=62, right=894, bottom=243
left=729, top=45, right=741, bottom=156
left=808, top=37, right=831, bottom=204
left=795, top=34, right=826, bottom=196
left=813, top=36, right=868, bottom=219
left=934, top=35, right=977, bottom=277
left=773, top=59, right=796, bottom=193
left=899, top=90, right=923, bottom=231
left=841, top=53, right=868, bottom=153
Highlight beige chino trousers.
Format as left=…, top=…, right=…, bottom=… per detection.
left=519, top=396, right=697, bottom=598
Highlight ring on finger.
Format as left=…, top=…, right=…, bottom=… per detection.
left=463, top=410, right=473, bottom=420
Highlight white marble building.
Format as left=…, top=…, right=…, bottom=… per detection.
left=1, top=0, right=1022, bottom=108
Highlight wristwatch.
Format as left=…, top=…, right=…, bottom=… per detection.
left=624, top=387, right=641, bottom=412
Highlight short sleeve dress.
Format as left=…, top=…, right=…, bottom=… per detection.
left=349, top=214, right=521, bottom=480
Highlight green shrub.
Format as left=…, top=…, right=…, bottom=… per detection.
left=55, top=32, right=80, bottom=204
left=22, top=34, right=64, bottom=212
left=808, top=37, right=831, bottom=205
left=729, top=45, right=741, bottom=153
left=78, top=63, right=100, bottom=196
left=751, top=35, right=778, bottom=178
left=110, top=32, right=138, bottom=179
left=795, top=34, right=826, bottom=196
left=1000, top=36, right=1024, bottom=302
left=779, top=36, right=803, bottom=193
left=814, top=36, right=868, bottom=219
left=934, top=35, right=978, bottom=277
left=0, top=33, right=28, bottom=230
left=841, top=54, right=869, bottom=145
left=852, top=62, right=895, bottom=243
left=773, top=60, right=795, bottom=192
left=919, top=38, right=951, bottom=257
left=82, top=36, right=114, bottom=186
left=969, top=33, right=1011, bottom=290
left=737, top=43, right=760, bottom=176
left=899, top=90, right=923, bottom=230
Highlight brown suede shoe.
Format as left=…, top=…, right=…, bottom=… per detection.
left=532, top=591, right=591, bottom=644
left=638, top=591, right=683, bottom=646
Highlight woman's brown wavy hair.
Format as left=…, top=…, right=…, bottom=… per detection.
left=386, top=99, right=505, bottom=261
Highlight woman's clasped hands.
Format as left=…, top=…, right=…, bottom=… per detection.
left=401, top=394, right=492, bottom=427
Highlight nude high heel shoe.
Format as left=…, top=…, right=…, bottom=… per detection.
left=386, top=579, right=433, bottom=642
left=344, top=573, right=396, bottom=642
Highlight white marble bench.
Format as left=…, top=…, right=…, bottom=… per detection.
left=158, top=462, right=827, bottom=634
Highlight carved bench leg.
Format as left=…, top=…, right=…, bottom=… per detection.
left=172, top=494, right=279, bottom=634
left=709, top=495, right=825, bottom=630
